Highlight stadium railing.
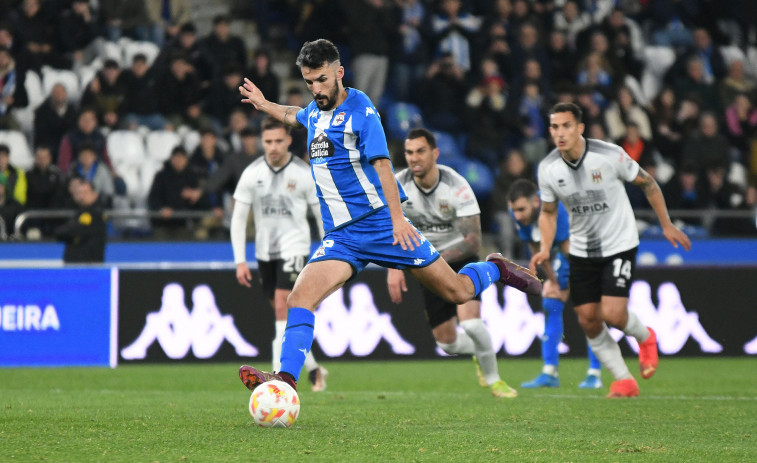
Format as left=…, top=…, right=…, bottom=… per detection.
left=11, top=209, right=218, bottom=241
left=5, top=208, right=757, bottom=242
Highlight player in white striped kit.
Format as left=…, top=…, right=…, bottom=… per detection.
left=230, top=117, right=328, bottom=391
left=388, top=128, right=517, bottom=398
left=532, top=103, right=691, bottom=398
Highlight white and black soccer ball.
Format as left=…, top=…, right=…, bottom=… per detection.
left=249, top=380, right=300, bottom=428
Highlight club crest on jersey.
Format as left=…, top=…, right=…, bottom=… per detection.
left=309, top=133, right=335, bottom=162
left=438, top=200, right=450, bottom=214
left=333, top=112, right=345, bottom=126
left=591, top=169, right=603, bottom=184
left=287, top=180, right=296, bottom=192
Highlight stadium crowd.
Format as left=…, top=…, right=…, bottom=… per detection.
left=0, top=0, right=756, bottom=242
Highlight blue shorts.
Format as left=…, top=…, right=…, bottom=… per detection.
left=309, top=208, right=440, bottom=276
left=552, top=253, right=570, bottom=291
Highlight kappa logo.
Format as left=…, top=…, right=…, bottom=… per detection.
left=333, top=112, right=345, bottom=126
left=365, top=107, right=375, bottom=116
left=413, top=258, right=425, bottom=265
left=591, top=169, right=603, bottom=183
left=309, top=109, right=318, bottom=119
left=121, top=283, right=258, bottom=360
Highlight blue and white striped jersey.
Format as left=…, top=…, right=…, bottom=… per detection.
left=296, top=88, right=407, bottom=232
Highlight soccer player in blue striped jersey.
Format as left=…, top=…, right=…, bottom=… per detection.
left=508, top=179, right=603, bottom=389
left=236, top=39, right=542, bottom=395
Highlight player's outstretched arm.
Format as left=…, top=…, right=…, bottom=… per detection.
left=239, top=78, right=303, bottom=129
left=373, top=158, right=421, bottom=251
left=530, top=201, right=559, bottom=272
left=632, top=167, right=691, bottom=251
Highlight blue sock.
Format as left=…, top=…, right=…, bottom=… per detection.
left=459, top=262, right=500, bottom=297
left=587, top=342, right=602, bottom=370
left=279, top=307, right=315, bottom=382
left=542, top=298, right=564, bottom=368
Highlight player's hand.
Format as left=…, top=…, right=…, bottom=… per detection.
left=662, top=223, right=691, bottom=251
left=392, top=217, right=422, bottom=251
left=236, top=263, right=252, bottom=287
left=529, top=250, right=550, bottom=274
left=387, top=268, right=407, bottom=304
left=240, top=77, right=267, bottom=110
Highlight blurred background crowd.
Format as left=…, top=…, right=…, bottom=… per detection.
left=0, top=0, right=756, bottom=247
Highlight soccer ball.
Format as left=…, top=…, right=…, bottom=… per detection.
left=249, top=380, right=300, bottom=428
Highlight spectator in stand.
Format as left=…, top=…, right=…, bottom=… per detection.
left=0, top=44, right=25, bottom=130
left=205, top=62, right=247, bottom=129
left=25, top=145, right=63, bottom=211
left=57, top=108, right=113, bottom=173
left=674, top=56, right=721, bottom=113
left=80, top=59, right=128, bottom=130
left=223, top=107, right=251, bottom=155
left=516, top=79, right=550, bottom=165
left=55, top=180, right=106, bottom=263
left=662, top=162, right=706, bottom=227
left=702, top=161, right=753, bottom=236
left=675, top=28, right=728, bottom=85
left=419, top=52, right=467, bottom=134
left=0, top=22, right=30, bottom=74
left=189, top=128, right=228, bottom=207
left=144, top=0, right=191, bottom=47
left=724, top=94, right=757, bottom=155
left=156, top=53, right=203, bottom=129
left=24, top=145, right=64, bottom=236
left=429, top=0, right=481, bottom=74
left=509, top=0, right=540, bottom=35
left=718, top=60, right=757, bottom=109
left=122, top=53, right=169, bottom=131
left=153, top=22, right=213, bottom=92
left=0, top=142, right=24, bottom=205
left=575, top=52, right=612, bottom=109
left=57, top=0, right=97, bottom=68
left=650, top=86, right=681, bottom=155
left=464, top=73, right=509, bottom=166
left=552, top=0, right=590, bottom=50
left=604, top=86, right=652, bottom=141
left=342, top=0, right=395, bottom=104
left=34, top=83, right=77, bottom=162
left=509, top=22, right=550, bottom=86
left=599, top=7, right=644, bottom=80
left=619, top=122, right=657, bottom=168
left=547, top=30, right=577, bottom=89
left=389, top=0, right=428, bottom=102
left=283, top=88, right=307, bottom=159
left=648, top=0, right=697, bottom=48
left=200, top=14, right=247, bottom=79
left=99, top=0, right=152, bottom=42
left=183, top=127, right=261, bottom=205
left=575, top=85, right=604, bottom=129
left=148, top=145, right=208, bottom=239
left=587, top=120, right=611, bottom=143
left=0, top=172, right=23, bottom=236
left=6, top=0, right=70, bottom=71
left=681, top=112, right=734, bottom=175
left=71, top=143, right=115, bottom=206
left=584, top=31, right=627, bottom=84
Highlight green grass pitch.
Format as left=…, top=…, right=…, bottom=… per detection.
left=2, top=358, right=755, bottom=462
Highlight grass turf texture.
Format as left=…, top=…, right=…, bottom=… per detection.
left=2, top=358, right=755, bottom=462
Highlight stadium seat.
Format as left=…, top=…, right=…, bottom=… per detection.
left=641, top=46, right=676, bottom=101
left=24, top=70, right=45, bottom=109
left=77, top=59, right=100, bottom=90
left=122, top=40, right=160, bottom=67
left=0, top=130, right=33, bottom=170
left=182, top=129, right=201, bottom=154
left=719, top=45, right=747, bottom=68
left=41, top=67, right=81, bottom=103
left=98, top=39, right=124, bottom=66
left=107, top=131, right=149, bottom=203
left=384, top=102, right=423, bottom=140
left=431, top=130, right=464, bottom=165
left=145, top=130, right=182, bottom=165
